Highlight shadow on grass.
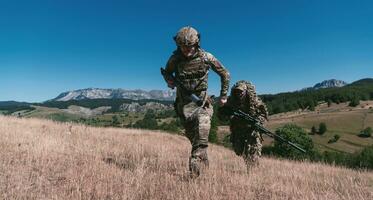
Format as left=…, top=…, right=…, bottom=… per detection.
left=103, top=157, right=136, bottom=171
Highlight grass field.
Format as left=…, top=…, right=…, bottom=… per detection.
left=0, top=116, right=372, bottom=199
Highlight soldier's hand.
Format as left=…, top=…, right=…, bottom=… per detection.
left=218, top=96, right=227, bottom=106
left=167, top=80, right=175, bottom=89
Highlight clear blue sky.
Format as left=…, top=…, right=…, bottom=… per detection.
left=1, top=0, right=373, bottom=102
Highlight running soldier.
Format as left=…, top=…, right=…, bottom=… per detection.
left=162, top=26, right=230, bottom=177
left=219, top=80, right=268, bottom=169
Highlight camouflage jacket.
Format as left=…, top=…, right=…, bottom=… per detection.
left=219, top=81, right=268, bottom=126
left=164, top=48, right=230, bottom=103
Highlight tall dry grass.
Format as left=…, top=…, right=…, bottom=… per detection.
left=0, top=115, right=372, bottom=199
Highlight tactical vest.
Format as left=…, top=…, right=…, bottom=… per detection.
left=175, top=52, right=210, bottom=93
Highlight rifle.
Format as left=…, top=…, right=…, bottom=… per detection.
left=160, top=67, right=203, bottom=106
left=222, top=107, right=307, bottom=153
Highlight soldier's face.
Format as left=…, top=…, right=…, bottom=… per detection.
left=233, top=89, right=245, bottom=100
left=180, top=45, right=196, bottom=58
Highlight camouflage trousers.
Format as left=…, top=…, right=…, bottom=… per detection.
left=230, top=127, right=262, bottom=168
left=179, top=101, right=213, bottom=177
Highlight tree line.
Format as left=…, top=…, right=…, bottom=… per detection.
left=37, top=98, right=174, bottom=113
left=260, top=78, right=373, bottom=114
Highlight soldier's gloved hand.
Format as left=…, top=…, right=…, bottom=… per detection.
left=167, top=80, right=175, bottom=89
left=218, top=96, right=227, bottom=106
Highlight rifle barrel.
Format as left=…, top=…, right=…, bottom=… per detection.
left=233, top=110, right=307, bottom=153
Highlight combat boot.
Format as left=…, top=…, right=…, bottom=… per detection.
left=243, top=154, right=259, bottom=173
left=189, top=156, right=200, bottom=178
left=189, top=146, right=210, bottom=178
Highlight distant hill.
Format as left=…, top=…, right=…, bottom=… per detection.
left=0, top=101, right=31, bottom=107
left=52, top=88, right=176, bottom=101
left=0, top=101, right=34, bottom=114
left=261, top=78, right=373, bottom=114
left=348, top=78, right=373, bottom=86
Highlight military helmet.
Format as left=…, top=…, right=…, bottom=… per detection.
left=231, top=80, right=256, bottom=96
left=174, top=26, right=200, bottom=47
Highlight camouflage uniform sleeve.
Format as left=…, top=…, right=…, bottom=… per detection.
left=205, top=52, right=230, bottom=97
left=163, top=54, right=177, bottom=82
left=256, top=97, right=268, bottom=123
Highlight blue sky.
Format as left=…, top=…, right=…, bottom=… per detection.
left=1, top=0, right=373, bottom=102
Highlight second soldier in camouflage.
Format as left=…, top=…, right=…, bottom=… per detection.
left=219, top=80, right=268, bottom=169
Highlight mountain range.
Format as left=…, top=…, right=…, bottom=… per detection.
left=51, top=79, right=348, bottom=102
left=52, top=88, right=176, bottom=101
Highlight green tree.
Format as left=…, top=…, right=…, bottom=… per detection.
left=272, top=124, right=314, bottom=160
left=358, top=127, right=372, bottom=138
left=318, top=122, right=327, bottom=135
left=327, top=99, right=332, bottom=107
left=112, top=115, right=120, bottom=127
left=307, top=100, right=315, bottom=111
left=328, top=134, right=340, bottom=143
left=132, top=110, right=158, bottom=130
left=349, top=97, right=360, bottom=107
left=354, top=145, right=373, bottom=169
left=310, top=126, right=317, bottom=135
left=159, top=119, right=182, bottom=133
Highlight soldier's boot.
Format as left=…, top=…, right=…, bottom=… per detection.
left=189, top=156, right=200, bottom=178
left=244, top=153, right=259, bottom=171
left=199, top=146, right=209, bottom=168
left=244, top=143, right=261, bottom=171
left=189, top=146, right=209, bottom=178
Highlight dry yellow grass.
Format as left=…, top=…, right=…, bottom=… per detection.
left=0, top=116, right=372, bottom=200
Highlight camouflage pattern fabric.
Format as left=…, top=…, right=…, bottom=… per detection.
left=174, top=26, right=200, bottom=47
left=183, top=102, right=213, bottom=177
left=165, top=49, right=230, bottom=97
left=164, top=46, right=230, bottom=177
left=230, top=119, right=263, bottom=168
left=219, top=80, right=268, bottom=168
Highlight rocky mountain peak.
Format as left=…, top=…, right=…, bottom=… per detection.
left=301, top=79, right=348, bottom=91
left=313, top=79, right=347, bottom=89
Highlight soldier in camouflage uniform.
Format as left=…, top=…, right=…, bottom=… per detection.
left=219, top=80, right=268, bottom=168
left=162, top=26, right=230, bottom=177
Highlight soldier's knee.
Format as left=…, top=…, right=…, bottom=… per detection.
left=192, top=145, right=208, bottom=156
left=197, top=118, right=211, bottom=146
